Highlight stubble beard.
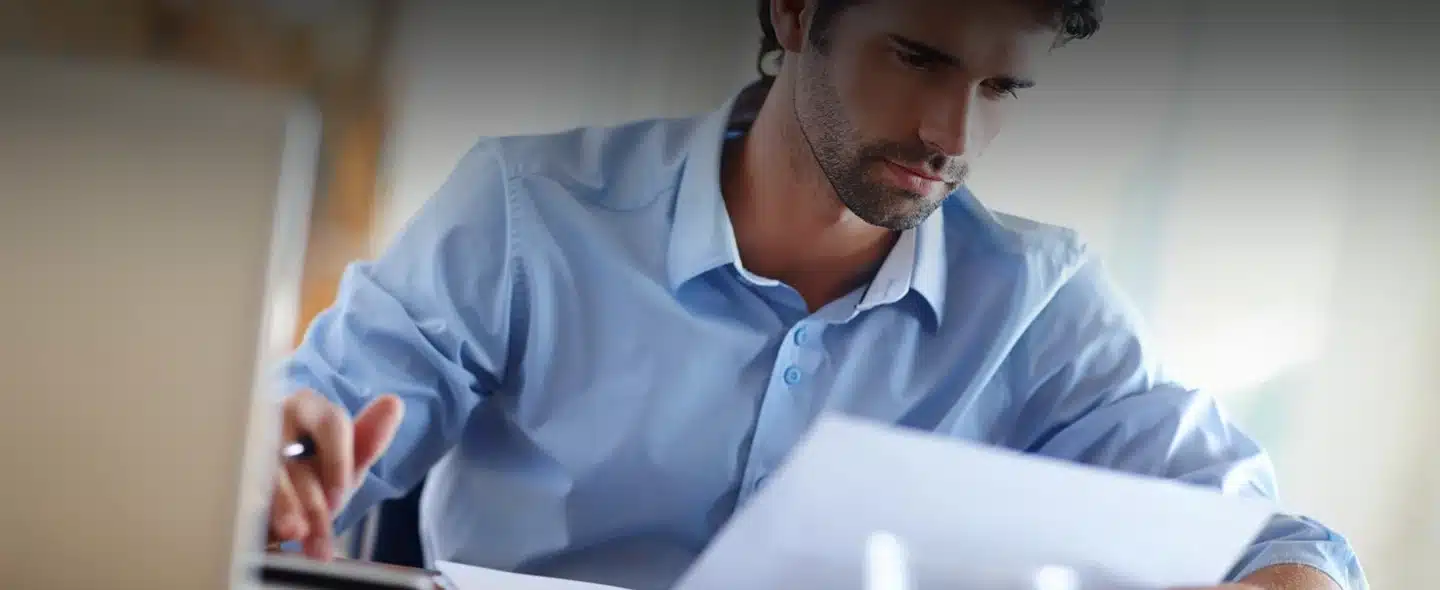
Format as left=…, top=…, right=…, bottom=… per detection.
left=792, top=64, right=962, bottom=231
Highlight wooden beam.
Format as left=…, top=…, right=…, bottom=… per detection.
left=296, top=95, right=388, bottom=345
left=290, top=0, right=397, bottom=345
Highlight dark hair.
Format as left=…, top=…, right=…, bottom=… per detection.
left=755, top=0, right=1104, bottom=78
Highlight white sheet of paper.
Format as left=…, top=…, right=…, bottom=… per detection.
left=435, top=560, right=632, bottom=590
left=672, top=414, right=1277, bottom=590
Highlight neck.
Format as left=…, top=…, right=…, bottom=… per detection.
left=721, top=76, right=898, bottom=311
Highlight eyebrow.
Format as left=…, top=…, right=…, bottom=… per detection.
left=887, top=34, right=1036, bottom=88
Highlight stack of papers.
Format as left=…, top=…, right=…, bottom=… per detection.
left=438, top=414, right=1276, bottom=590
left=675, top=415, right=1275, bottom=589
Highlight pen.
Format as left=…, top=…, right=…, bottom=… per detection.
left=281, top=434, right=316, bottom=461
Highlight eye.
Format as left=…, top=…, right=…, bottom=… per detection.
left=894, top=48, right=943, bottom=72
left=982, top=79, right=1023, bottom=99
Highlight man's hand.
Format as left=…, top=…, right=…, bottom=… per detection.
left=1175, top=563, right=1342, bottom=590
left=267, top=390, right=404, bottom=560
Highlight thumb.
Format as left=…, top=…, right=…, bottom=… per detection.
left=350, top=394, right=404, bottom=478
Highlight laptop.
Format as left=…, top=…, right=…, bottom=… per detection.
left=0, top=53, right=328, bottom=589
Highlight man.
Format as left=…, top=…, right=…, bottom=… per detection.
left=268, top=0, right=1367, bottom=588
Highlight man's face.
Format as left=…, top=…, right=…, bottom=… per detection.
left=791, top=0, right=1058, bottom=230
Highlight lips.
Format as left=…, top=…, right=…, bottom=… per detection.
left=885, top=159, right=947, bottom=181
left=881, top=160, right=949, bottom=193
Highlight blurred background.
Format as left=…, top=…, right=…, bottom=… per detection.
left=3, top=0, right=1436, bottom=587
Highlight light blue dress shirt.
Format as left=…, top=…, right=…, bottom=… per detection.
left=281, top=84, right=1366, bottom=589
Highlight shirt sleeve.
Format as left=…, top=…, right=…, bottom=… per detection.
left=1007, top=248, right=1368, bottom=589
left=277, top=139, right=521, bottom=534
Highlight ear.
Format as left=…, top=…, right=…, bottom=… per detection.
left=770, top=0, right=812, bottom=53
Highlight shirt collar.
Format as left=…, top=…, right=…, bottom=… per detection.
left=666, top=89, right=752, bottom=288
left=667, top=82, right=949, bottom=325
left=857, top=206, right=947, bottom=325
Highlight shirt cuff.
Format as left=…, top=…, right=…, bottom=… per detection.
left=1229, top=515, right=1369, bottom=590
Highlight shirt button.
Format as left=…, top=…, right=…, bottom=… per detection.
left=782, top=366, right=802, bottom=385
left=793, top=326, right=808, bottom=346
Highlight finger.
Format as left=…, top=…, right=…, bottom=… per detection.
left=351, top=394, right=405, bottom=478
left=280, top=389, right=317, bottom=440
left=286, top=462, right=334, bottom=561
left=269, top=468, right=309, bottom=542
left=289, top=391, right=354, bottom=511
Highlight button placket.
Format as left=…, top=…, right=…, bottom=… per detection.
left=739, top=323, right=817, bottom=500
left=781, top=365, right=802, bottom=385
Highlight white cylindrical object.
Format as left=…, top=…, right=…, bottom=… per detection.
left=865, top=531, right=914, bottom=590
left=1032, top=564, right=1082, bottom=590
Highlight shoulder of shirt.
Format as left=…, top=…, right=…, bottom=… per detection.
left=940, top=191, right=1093, bottom=282
left=949, top=201, right=1155, bottom=362
left=466, top=113, right=705, bottom=212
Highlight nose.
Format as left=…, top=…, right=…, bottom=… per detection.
left=918, top=88, right=979, bottom=158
